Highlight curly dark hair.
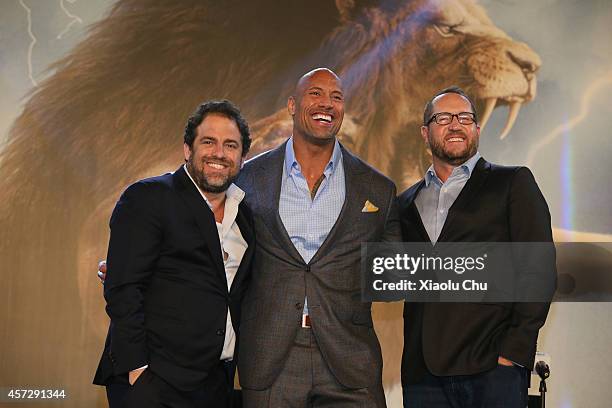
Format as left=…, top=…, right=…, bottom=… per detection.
left=423, top=86, right=478, bottom=126
left=184, top=99, right=251, bottom=156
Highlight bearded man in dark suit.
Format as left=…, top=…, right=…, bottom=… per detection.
left=94, top=100, right=254, bottom=408
left=398, top=86, right=555, bottom=408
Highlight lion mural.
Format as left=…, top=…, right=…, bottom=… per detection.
left=0, top=0, right=540, bottom=405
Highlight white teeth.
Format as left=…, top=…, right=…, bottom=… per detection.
left=480, top=97, right=497, bottom=132
left=447, top=137, right=464, bottom=142
left=312, top=113, right=332, bottom=122
left=207, top=163, right=225, bottom=169
left=499, top=101, right=521, bottom=140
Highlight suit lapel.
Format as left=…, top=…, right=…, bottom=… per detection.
left=235, top=203, right=254, bottom=248
left=230, top=202, right=254, bottom=293
left=253, top=142, right=305, bottom=264
left=173, top=166, right=225, bottom=276
left=309, top=145, right=366, bottom=264
left=437, top=158, right=490, bottom=242
left=402, top=180, right=431, bottom=242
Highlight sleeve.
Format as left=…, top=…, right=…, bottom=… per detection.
left=499, top=167, right=557, bottom=368
left=103, top=181, right=163, bottom=375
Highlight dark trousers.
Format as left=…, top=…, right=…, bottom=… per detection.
left=106, top=381, right=129, bottom=408
left=402, top=365, right=530, bottom=408
left=242, top=328, right=385, bottom=408
left=107, top=360, right=235, bottom=408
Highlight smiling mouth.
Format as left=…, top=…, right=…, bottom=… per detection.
left=312, top=113, right=333, bottom=124
left=205, top=161, right=228, bottom=170
left=446, top=137, right=465, bottom=143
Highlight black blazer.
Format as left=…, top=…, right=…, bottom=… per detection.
left=398, top=158, right=555, bottom=384
left=93, top=165, right=254, bottom=391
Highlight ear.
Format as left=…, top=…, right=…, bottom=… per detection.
left=420, top=125, right=429, bottom=146
left=183, top=143, right=191, bottom=163
left=287, top=96, right=296, bottom=116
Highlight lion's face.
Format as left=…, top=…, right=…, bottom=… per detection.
left=401, top=0, right=540, bottom=137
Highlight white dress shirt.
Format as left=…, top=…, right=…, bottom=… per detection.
left=184, top=164, right=248, bottom=361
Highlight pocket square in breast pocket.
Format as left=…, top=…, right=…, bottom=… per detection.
left=361, top=200, right=379, bottom=213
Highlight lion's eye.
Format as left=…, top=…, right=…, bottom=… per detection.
left=433, top=24, right=458, bottom=38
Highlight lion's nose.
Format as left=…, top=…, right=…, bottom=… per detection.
left=506, top=43, right=541, bottom=79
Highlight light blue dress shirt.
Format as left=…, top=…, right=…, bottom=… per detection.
left=279, top=137, right=345, bottom=315
left=415, top=152, right=481, bottom=243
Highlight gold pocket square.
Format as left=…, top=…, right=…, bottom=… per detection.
left=361, top=200, right=379, bottom=213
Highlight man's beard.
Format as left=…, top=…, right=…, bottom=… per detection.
left=186, top=156, right=238, bottom=194
left=429, top=131, right=478, bottom=166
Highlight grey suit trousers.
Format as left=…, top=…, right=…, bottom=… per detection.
left=242, top=328, right=385, bottom=408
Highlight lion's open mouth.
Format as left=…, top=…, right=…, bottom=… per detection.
left=480, top=97, right=523, bottom=140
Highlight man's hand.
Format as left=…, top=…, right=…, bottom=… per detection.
left=128, top=367, right=146, bottom=385
left=97, top=260, right=107, bottom=284
left=498, top=356, right=514, bottom=366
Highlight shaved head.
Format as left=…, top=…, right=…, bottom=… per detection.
left=288, top=67, right=345, bottom=144
left=294, top=68, right=342, bottom=96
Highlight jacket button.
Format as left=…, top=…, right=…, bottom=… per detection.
left=305, top=265, right=311, bottom=272
left=295, top=302, right=302, bottom=310
left=216, top=329, right=225, bottom=336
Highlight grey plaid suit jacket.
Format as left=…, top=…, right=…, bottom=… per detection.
left=235, top=140, right=401, bottom=390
